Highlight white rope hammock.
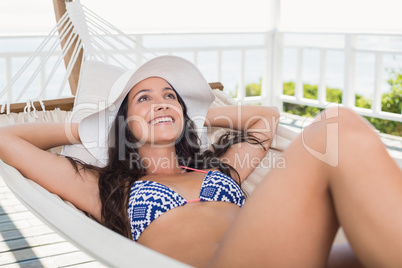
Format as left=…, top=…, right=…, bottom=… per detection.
left=0, top=0, right=155, bottom=115
left=0, top=1, right=300, bottom=267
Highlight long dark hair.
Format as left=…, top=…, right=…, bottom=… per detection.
left=68, top=88, right=267, bottom=239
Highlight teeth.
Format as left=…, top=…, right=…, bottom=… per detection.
left=151, top=116, right=173, bottom=125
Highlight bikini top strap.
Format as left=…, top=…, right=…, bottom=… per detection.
left=180, top=166, right=209, bottom=174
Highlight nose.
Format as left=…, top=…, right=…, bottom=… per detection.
left=153, top=103, right=170, bottom=111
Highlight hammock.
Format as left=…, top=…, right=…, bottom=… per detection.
left=0, top=0, right=299, bottom=266
left=0, top=0, right=153, bottom=114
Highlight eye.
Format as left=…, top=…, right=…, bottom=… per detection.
left=165, top=93, right=176, bottom=99
left=138, top=95, right=149, bottom=102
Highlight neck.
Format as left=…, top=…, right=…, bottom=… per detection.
left=137, top=145, right=183, bottom=175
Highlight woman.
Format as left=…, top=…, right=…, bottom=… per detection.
left=0, top=55, right=400, bottom=268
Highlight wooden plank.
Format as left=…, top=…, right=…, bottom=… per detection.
left=3, top=205, right=28, bottom=215
left=0, top=238, right=31, bottom=254
left=0, top=234, right=65, bottom=253
left=1, top=97, right=75, bottom=114
left=0, top=206, right=28, bottom=217
left=0, top=255, right=102, bottom=268
left=66, top=261, right=107, bottom=268
left=0, top=220, right=32, bottom=233
left=0, top=212, right=34, bottom=224
left=0, top=193, right=16, bottom=202
left=48, top=251, right=101, bottom=267
left=0, top=258, right=58, bottom=268
left=0, top=201, right=29, bottom=216
left=1, top=225, right=54, bottom=242
left=0, top=217, right=45, bottom=234
left=0, top=199, right=24, bottom=208
left=0, top=241, right=79, bottom=265
left=209, top=82, right=224, bottom=91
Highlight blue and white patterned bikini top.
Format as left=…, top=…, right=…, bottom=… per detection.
left=127, top=170, right=245, bottom=241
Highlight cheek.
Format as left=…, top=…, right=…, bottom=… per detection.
left=178, top=116, right=185, bottom=134
left=127, top=117, right=149, bottom=141
left=126, top=107, right=149, bottom=141
left=172, top=106, right=184, bottom=134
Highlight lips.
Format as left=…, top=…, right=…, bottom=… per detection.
left=149, top=116, right=175, bottom=125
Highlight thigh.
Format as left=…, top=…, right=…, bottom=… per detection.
left=209, top=107, right=402, bottom=267
left=208, top=130, right=338, bottom=268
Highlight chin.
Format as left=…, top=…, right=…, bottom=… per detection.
left=151, top=134, right=181, bottom=146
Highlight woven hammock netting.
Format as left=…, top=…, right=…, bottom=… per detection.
left=0, top=0, right=155, bottom=114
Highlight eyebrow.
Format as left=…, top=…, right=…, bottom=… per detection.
left=132, top=87, right=174, bottom=99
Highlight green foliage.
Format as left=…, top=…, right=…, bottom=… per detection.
left=240, top=73, right=401, bottom=136
left=327, top=88, right=343, bottom=103
left=303, top=84, right=318, bottom=100
left=363, top=70, right=402, bottom=136
left=283, top=82, right=343, bottom=103
left=283, top=81, right=295, bottom=95
left=229, top=79, right=262, bottom=98
left=246, top=79, right=262, bottom=97
left=355, top=94, right=371, bottom=109
left=366, top=117, right=402, bottom=136
left=384, top=70, right=402, bottom=113
left=281, top=80, right=401, bottom=136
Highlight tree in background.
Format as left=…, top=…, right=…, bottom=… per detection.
left=245, top=79, right=262, bottom=97
left=366, top=69, right=402, bottom=136
left=241, top=70, right=401, bottom=136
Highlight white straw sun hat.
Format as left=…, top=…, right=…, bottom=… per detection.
left=78, top=55, right=216, bottom=167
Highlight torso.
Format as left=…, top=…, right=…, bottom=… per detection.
left=129, top=169, right=243, bottom=267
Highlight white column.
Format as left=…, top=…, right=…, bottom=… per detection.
left=237, top=49, right=245, bottom=100
left=265, top=0, right=283, bottom=110
left=342, top=34, right=356, bottom=108
left=216, top=49, right=222, bottom=82
left=261, top=33, right=271, bottom=106
left=318, top=49, right=327, bottom=105
left=295, top=48, right=303, bottom=101
left=373, top=52, right=383, bottom=115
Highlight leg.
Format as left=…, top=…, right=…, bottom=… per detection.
left=327, top=113, right=402, bottom=267
left=208, top=107, right=402, bottom=268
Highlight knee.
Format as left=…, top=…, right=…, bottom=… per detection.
left=303, top=107, right=384, bottom=167
left=319, top=107, right=362, bottom=127
left=321, top=107, right=381, bottom=148
left=336, top=107, right=366, bottom=126
left=315, top=107, right=372, bottom=133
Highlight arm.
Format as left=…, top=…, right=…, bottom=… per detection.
left=0, top=123, right=101, bottom=220
left=205, top=105, right=280, bottom=182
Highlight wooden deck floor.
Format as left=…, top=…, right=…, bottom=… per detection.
left=0, top=178, right=105, bottom=267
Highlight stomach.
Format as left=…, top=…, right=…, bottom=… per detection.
left=136, top=201, right=240, bottom=267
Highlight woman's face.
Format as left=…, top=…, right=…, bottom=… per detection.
left=126, top=77, right=184, bottom=147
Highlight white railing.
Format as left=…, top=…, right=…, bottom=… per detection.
left=278, top=31, right=402, bottom=122
left=0, top=31, right=401, bottom=122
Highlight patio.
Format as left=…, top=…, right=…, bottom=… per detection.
left=0, top=0, right=401, bottom=266
left=0, top=112, right=400, bottom=266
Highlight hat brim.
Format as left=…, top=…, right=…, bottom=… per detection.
left=78, top=55, right=215, bottom=166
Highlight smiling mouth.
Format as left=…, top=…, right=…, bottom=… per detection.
left=149, top=116, right=175, bottom=125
